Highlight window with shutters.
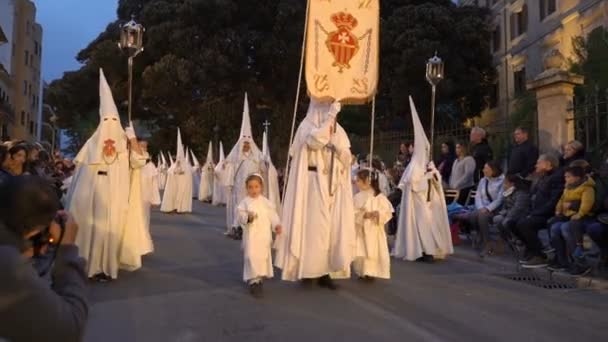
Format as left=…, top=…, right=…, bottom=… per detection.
left=510, top=5, right=528, bottom=40
left=514, top=68, right=527, bottom=96
left=540, top=0, right=557, bottom=21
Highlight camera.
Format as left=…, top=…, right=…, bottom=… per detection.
left=32, top=213, right=66, bottom=277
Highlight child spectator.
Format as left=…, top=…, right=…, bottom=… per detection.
left=237, top=173, right=282, bottom=298
left=353, top=169, right=393, bottom=281
left=548, top=166, right=595, bottom=272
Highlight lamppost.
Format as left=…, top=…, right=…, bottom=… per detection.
left=118, top=16, right=145, bottom=123
left=425, top=53, right=444, bottom=160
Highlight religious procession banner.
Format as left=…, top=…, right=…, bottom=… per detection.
left=305, top=0, right=379, bottom=104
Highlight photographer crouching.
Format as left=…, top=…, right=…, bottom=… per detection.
left=0, top=176, right=88, bottom=342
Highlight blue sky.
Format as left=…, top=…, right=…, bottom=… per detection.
left=35, top=0, right=117, bottom=82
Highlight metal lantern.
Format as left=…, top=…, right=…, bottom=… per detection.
left=426, top=54, right=444, bottom=87
left=118, top=18, right=145, bottom=57
left=425, top=53, right=445, bottom=160
left=118, top=17, right=145, bottom=122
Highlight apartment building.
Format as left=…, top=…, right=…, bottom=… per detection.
left=0, top=0, right=43, bottom=141
left=460, top=0, right=608, bottom=124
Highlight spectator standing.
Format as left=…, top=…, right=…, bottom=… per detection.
left=436, top=141, right=456, bottom=187
left=469, top=127, right=493, bottom=183
left=4, top=144, right=28, bottom=176
left=508, top=127, right=538, bottom=177
left=397, top=142, right=413, bottom=169
left=0, top=145, right=11, bottom=185
left=560, top=140, right=586, bottom=167
left=449, top=142, right=476, bottom=204
left=516, top=154, right=564, bottom=267
left=0, top=176, right=88, bottom=342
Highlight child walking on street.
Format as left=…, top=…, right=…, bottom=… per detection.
left=237, top=173, right=282, bottom=298
left=353, top=169, right=393, bottom=281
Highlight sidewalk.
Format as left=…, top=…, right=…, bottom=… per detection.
left=450, top=243, right=608, bottom=291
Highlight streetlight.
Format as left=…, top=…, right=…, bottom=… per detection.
left=118, top=16, right=145, bottom=123
left=425, top=52, right=444, bottom=160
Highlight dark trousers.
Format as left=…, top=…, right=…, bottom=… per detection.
left=514, top=215, right=549, bottom=257
left=585, top=221, right=608, bottom=257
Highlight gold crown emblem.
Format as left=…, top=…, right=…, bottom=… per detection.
left=331, top=12, right=358, bottom=30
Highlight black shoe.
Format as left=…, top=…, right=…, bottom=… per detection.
left=300, top=278, right=314, bottom=288
left=318, top=275, right=338, bottom=290
left=521, top=256, right=549, bottom=269
left=363, top=276, right=375, bottom=283
left=568, top=263, right=591, bottom=276
left=547, top=261, right=567, bottom=272
left=94, top=274, right=112, bottom=283
left=415, top=254, right=435, bottom=263
left=249, top=282, right=263, bottom=298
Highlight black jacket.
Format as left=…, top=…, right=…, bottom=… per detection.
left=471, top=140, right=493, bottom=183
left=508, top=140, right=538, bottom=177
left=530, top=168, right=565, bottom=218
left=0, top=223, right=89, bottom=342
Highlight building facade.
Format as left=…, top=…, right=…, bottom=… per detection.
left=460, top=0, right=608, bottom=125
left=0, top=0, right=43, bottom=142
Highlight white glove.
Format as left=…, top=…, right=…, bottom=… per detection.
left=328, top=101, right=341, bottom=119
left=125, top=122, right=136, bottom=140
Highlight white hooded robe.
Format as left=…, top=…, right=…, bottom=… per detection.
left=161, top=129, right=193, bottom=213
left=212, top=142, right=228, bottom=206
left=274, top=99, right=356, bottom=281
left=392, top=97, right=453, bottom=261
left=261, top=131, right=281, bottom=211
left=198, top=142, right=215, bottom=202
left=65, top=69, right=133, bottom=279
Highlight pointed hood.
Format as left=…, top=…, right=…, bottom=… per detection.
left=226, top=93, right=261, bottom=162
left=186, top=146, right=191, bottom=166
left=176, top=128, right=185, bottom=162
left=218, top=141, right=225, bottom=163
left=190, top=149, right=200, bottom=167
left=400, top=97, right=430, bottom=185
left=160, top=151, right=167, bottom=167
left=205, top=141, right=213, bottom=165
left=74, top=68, right=126, bottom=165
left=169, top=153, right=174, bottom=167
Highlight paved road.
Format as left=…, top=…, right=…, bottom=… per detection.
left=84, top=201, right=608, bottom=342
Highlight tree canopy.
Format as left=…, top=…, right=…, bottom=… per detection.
left=46, top=0, right=494, bottom=164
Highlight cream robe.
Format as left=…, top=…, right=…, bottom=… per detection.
left=237, top=195, right=280, bottom=282
left=198, top=162, right=214, bottom=202
left=66, top=148, right=130, bottom=279
left=353, top=189, right=392, bottom=279
left=274, top=109, right=356, bottom=281
left=212, top=164, right=227, bottom=206
left=158, top=165, right=167, bottom=190
left=120, top=152, right=153, bottom=271
left=161, top=162, right=193, bottom=213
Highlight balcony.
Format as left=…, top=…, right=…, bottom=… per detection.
left=0, top=99, right=15, bottom=123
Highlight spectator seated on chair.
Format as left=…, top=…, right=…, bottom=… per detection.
left=566, top=159, right=608, bottom=274
left=547, top=166, right=595, bottom=273
left=515, top=154, right=564, bottom=268
left=453, top=160, right=504, bottom=256
left=494, top=174, right=531, bottom=252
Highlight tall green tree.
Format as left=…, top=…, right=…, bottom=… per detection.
left=46, top=0, right=494, bottom=164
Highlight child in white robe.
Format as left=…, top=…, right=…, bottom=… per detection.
left=353, top=169, right=393, bottom=280
left=237, top=173, right=282, bottom=298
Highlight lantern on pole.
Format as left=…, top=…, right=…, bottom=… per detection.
left=118, top=17, right=145, bottom=123
left=425, top=53, right=444, bottom=160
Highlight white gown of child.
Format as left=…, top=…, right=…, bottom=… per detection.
left=353, top=189, right=393, bottom=279
left=237, top=196, right=280, bottom=282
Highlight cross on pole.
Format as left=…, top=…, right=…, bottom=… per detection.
left=263, top=120, right=271, bottom=136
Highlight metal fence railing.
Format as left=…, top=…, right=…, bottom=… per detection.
left=569, top=88, right=608, bottom=164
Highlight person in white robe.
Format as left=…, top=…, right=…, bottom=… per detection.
left=188, top=148, right=202, bottom=199
left=392, top=97, right=453, bottom=262
left=353, top=169, right=392, bottom=280
left=158, top=152, right=168, bottom=190
left=274, top=99, right=356, bottom=289
left=161, top=129, right=193, bottom=213
left=65, top=69, right=144, bottom=281
left=237, top=173, right=282, bottom=298
left=261, top=131, right=281, bottom=211
left=221, top=94, right=263, bottom=237
left=120, top=140, right=158, bottom=271
left=212, top=141, right=228, bottom=206
left=198, top=142, right=215, bottom=202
